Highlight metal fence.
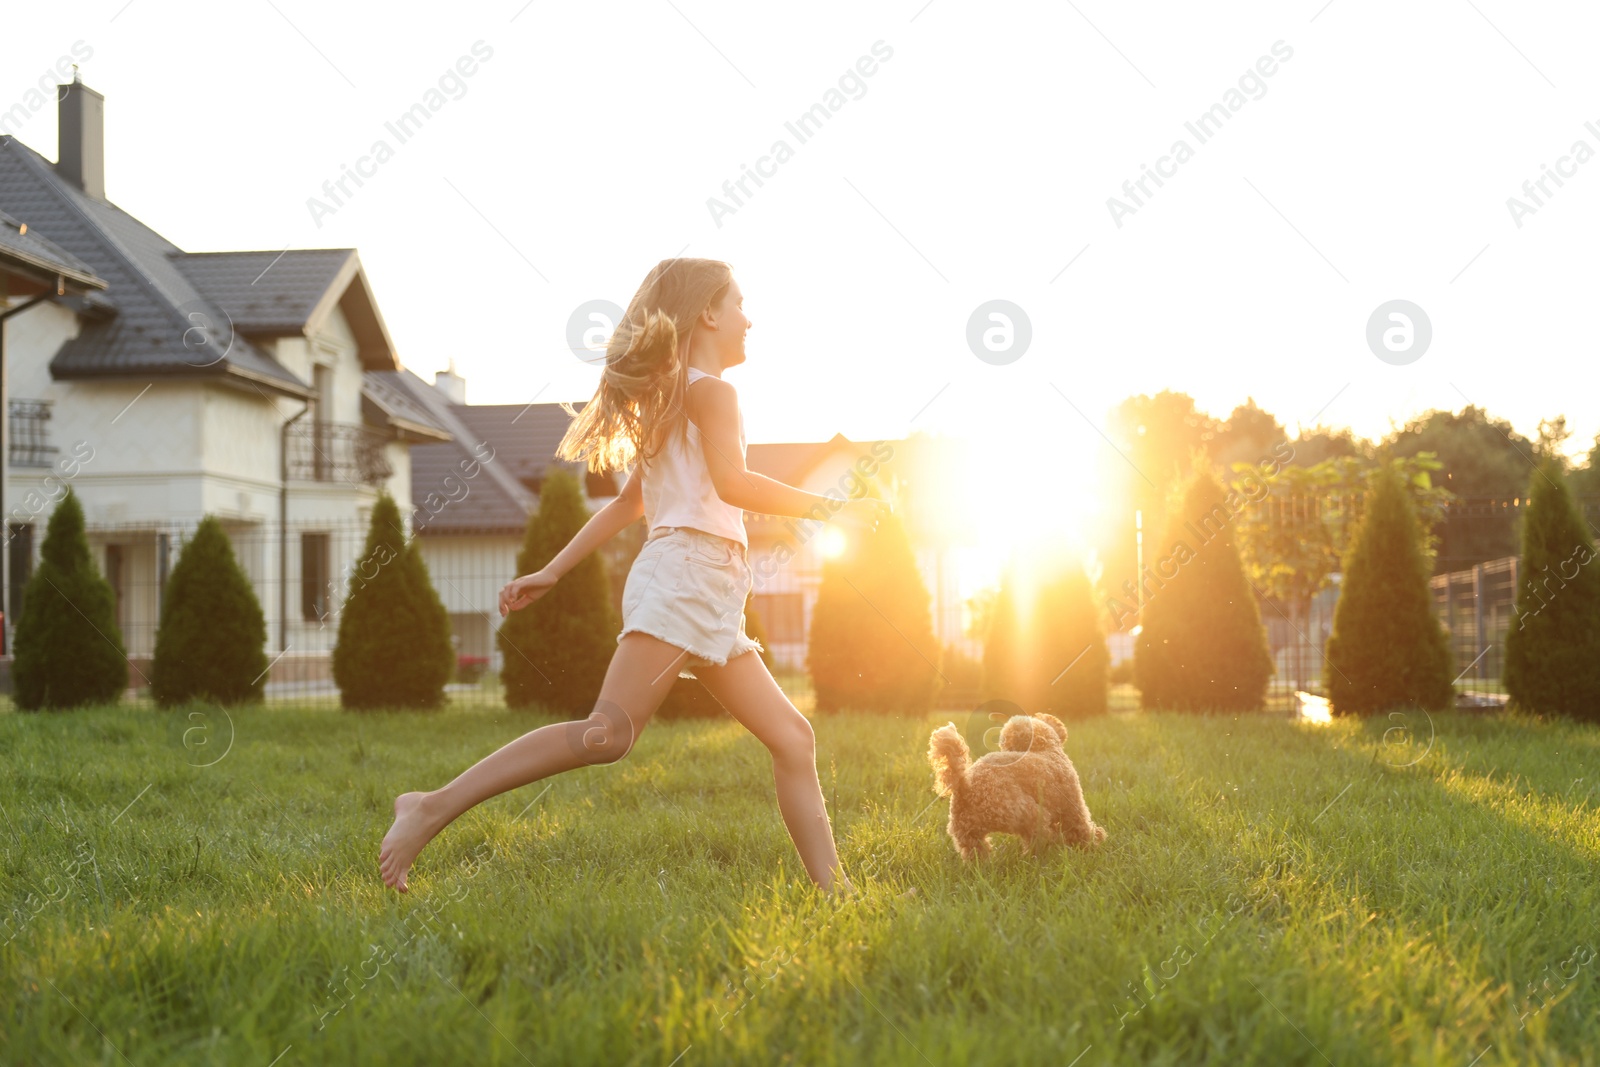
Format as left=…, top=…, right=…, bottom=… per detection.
left=1255, top=494, right=1599, bottom=699
left=1430, top=556, right=1520, bottom=696
left=1162, top=493, right=1599, bottom=701
left=1257, top=552, right=1526, bottom=701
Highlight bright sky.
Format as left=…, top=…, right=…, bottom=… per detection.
left=7, top=0, right=1599, bottom=468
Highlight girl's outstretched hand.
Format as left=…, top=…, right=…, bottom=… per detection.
left=499, top=570, right=558, bottom=616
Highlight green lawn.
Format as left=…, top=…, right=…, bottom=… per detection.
left=2, top=702, right=1597, bottom=1066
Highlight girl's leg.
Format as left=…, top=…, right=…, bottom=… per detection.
left=692, top=651, right=852, bottom=896
left=379, top=632, right=691, bottom=891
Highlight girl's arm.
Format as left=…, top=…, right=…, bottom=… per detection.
left=546, top=465, right=644, bottom=579
left=499, top=466, right=643, bottom=616
left=689, top=376, right=888, bottom=522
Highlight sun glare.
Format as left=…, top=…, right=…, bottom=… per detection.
left=1295, top=691, right=1333, bottom=724
left=929, top=432, right=1109, bottom=599
left=818, top=525, right=849, bottom=559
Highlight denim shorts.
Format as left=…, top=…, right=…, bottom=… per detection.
left=617, top=525, right=764, bottom=680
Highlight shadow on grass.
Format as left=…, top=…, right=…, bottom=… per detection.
left=1107, top=709, right=1600, bottom=1066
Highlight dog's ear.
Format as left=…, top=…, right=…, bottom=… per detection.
left=1036, top=713, right=1069, bottom=747
left=1000, top=715, right=1057, bottom=752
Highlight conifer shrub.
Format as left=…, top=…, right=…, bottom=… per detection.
left=808, top=504, right=939, bottom=715
left=151, top=515, right=269, bottom=706
left=497, top=467, right=617, bottom=714
left=332, top=492, right=454, bottom=710
left=937, top=643, right=984, bottom=701
left=1324, top=466, right=1455, bottom=715
left=12, top=487, right=128, bottom=710
left=1133, top=470, right=1273, bottom=711
left=981, top=549, right=1109, bottom=719
left=1503, top=461, right=1600, bottom=719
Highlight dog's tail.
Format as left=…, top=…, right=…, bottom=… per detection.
left=927, top=723, right=971, bottom=798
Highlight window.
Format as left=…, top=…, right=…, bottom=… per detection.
left=301, top=532, right=330, bottom=622
left=8, top=399, right=57, bottom=467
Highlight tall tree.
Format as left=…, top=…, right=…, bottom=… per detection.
left=498, top=466, right=618, bottom=714
left=1210, top=398, right=1287, bottom=470
left=1568, top=433, right=1600, bottom=501
left=1284, top=425, right=1371, bottom=468
left=1323, top=465, right=1455, bottom=715
left=12, top=487, right=127, bottom=710
left=1385, top=406, right=1539, bottom=565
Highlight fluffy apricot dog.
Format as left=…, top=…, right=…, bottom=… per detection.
left=927, top=712, right=1106, bottom=860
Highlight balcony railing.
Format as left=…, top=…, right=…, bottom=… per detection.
left=8, top=398, right=58, bottom=467
left=285, top=421, right=393, bottom=484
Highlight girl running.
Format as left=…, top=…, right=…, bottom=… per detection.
left=380, top=257, right=889, bottom=897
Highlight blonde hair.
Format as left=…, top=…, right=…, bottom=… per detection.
left=556, top=258, right=734, bottom=473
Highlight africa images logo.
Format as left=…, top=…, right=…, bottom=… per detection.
left=706, top=40, right=894, bottom=228
left=1106, top=40, right=1294, bottom=229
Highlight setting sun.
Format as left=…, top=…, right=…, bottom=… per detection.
left=818, top=525, right=849, bottom=559
left=927, top=431, right=1111, bottom=599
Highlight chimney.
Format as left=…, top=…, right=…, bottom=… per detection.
left=57, top=75, right=105, bottom=199
left=434, top=359, right=466, bottom=405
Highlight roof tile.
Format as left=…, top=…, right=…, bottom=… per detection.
left=0, top=134, right=308, bottom=395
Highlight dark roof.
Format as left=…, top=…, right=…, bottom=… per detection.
left=452, top=402, right=624, bottom=503
left=452, top=404, right=573, bottom=489
left=376, top=368, right=539, bottom=535
left=0, top=207, right=105, bottom=292
left=172, top=249, right=400, bottom=370
left=0, top=135, right=310, bottom=396
left=170, top=249, right=352, bottom=333
left=362, top=370, right=453, bottom=442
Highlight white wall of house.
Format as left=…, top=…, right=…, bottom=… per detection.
left=7, top=297, right=77, bottom=398
left=5, top=302, right=401, bottom=517
left=263, top=311, right=415, bottom=658
left=4, top=298, right=420, bottom=674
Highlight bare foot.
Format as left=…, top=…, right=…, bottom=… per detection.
left=379, top=792, right=440, bottom=893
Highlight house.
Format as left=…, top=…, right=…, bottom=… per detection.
left=0, top=76, right=452, bottom=687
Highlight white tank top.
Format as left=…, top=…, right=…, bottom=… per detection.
left=640, top=366, right=748, bottom=546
